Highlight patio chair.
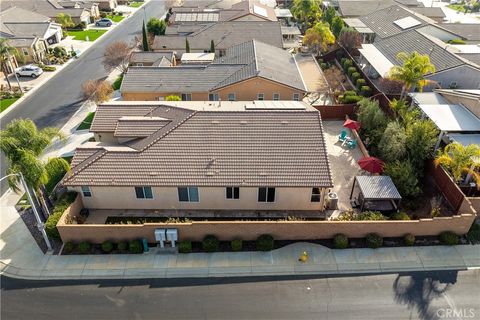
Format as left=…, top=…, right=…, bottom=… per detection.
left=338, top=130, right=348, bottom=143
left=346, top=139, right=357, bottom=149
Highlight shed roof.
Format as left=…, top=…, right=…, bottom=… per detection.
left=418, top=104, right=480, bottom=132
left=356, top=176, right=402, bottom=200
left=358, top=44, right=394, bottom=77
left=448, top=134, right=480, bottom=147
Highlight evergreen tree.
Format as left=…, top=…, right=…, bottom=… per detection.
left=185, top=38, right=190, bottom=53
left=210, top=40, right=215, bottom=53
left=142, top=22, right=149, bottom=51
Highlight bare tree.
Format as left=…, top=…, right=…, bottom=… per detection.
left=81, top=80, right=113, bottom=104
left=102, top=41, right=132, bottom=73
left=338, top=27, right=362, bottom=53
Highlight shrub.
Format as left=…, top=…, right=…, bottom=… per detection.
left=384, top=160, right=420, bottom=198
left=343, top=90, right=356, bottom=97
left=112, top=74, right=123, bottom=90
left=231, top=239, right=243, bottom=251
left=378, top=121, right=407, bottom=163
left=63, top=241, right=75, bottom=254
left=359, top=85, right=372, bottom=97
left=40, top=65, right=56, bottom=72
left=178, top=240, right=192, bottom=253
left=256, top=234, right=274, bottom=251
left=78, top=241, right=91, bottom=254
left=357, top=98, right=388, bottom=147
left=117, top=11, right=124, bottom=16
left=447, top=39, right=465, bottom=44
left=117, top=241, right=128, bottom=251
left=347, top=66, right=357, bottom=77
left=356, top=78, right=366, bottom=89
left=343, top=59, right=352, bottom=70
left=53, top=46, right=67, bottom=58
left=365, top=233, right=383, bottom=248
left=333, top=234, right=349, bottom=249
left=101, top=241, right=114, bottom=253
left=390, top=212, right=410, bottom=220
left=320, top=62, right=328, bottom=70
left=404, top=233, right=415, bottom=246
left=439, top=231, right=459, bottom=245
left=466, top=223, right=480, bottom=243
left=202, top=234, right=219, bottom=252
left=129, top=239, right=143, bottom=253
left=341, top=57, right=347, bottom=65
left=356, top=211, right=386, bottom=221
left=342, top=95, right=362, bottom=104
left=351, top=72, right=361, bottom=83
left=100, top=12, right=107, bottom=18
left=45, top=211, right=63, bottom=239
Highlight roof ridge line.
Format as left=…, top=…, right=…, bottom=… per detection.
left=63, top=149, right=108, bottom=184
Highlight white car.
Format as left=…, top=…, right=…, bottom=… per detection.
left=15, top=65, right=43, bottom=78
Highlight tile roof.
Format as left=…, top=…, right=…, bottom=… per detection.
left=114, top=117, right=172, bottom=138
left=360, top=5, right=431, bottom=39
left=0, top=0, right=87, bottom=19
left=64, top=106, right=333, bottom=188
left=437, top=23, right=480, bottom=41
left=409, top=7, right=445, bottom=18
left=122, top=40, right=306, bottom=93
left=129, top=52, right=174, bottom=65
left=338, top=0, right=397, bottom=17
left=0, top=6, right=50, bottom=23
left=1, top=22, right=51, bottom=38
left=152, top=21, right=283, bottom=51
left=373, top=30, right=464, bottom=72
left=457, top=53, right=480, bottom=66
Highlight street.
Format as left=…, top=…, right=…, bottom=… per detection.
left=2, top=270, right=480, bottom=320
left=0, top=0, right=166, bottom=193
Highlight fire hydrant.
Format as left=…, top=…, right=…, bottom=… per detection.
left=299, top=251, right=309, bottom=263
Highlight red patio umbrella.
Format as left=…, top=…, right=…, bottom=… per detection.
left=358, top=156, right=384, bottom=174
left=343, top=119, right=360, bottom=130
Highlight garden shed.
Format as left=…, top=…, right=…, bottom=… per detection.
left=350, top=176, right=402, bottom=212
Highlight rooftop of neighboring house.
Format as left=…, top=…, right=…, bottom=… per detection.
left=0, top=0, right=91, bottom=19
left=437, top=23, right=480, bottom=41
left=359, top=5, right=434, bottom=39
left=0, top=6, right=51, bottom=23
left=129, top=52, right=175, bottom=66
left=152, top=21, right=283, bottom=51
left=123, top=40, right=306, bottom=93
left=63, top=101, right=333, bottom=188
left=409, top=7, right=445, bottom=19
left=336, top=0, right=421, bottom=17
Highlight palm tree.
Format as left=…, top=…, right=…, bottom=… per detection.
left=388, top=51, right=436, bottom=99
left=434, top=142, right=480, bottom=187
left=0, top=38, right=21, bottom=90
left=303, top=22, right=335, bottom=55
left=0, top=119, right=69, bottom=215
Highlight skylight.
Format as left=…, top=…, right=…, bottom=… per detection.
left=393, top=16, right=422, bottom=30
left=253, top=5, right=268, bottom=18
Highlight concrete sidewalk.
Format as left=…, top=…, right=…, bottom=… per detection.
left=1, top=191, right=479, bottom=280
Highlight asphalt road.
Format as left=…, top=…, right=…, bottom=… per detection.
left=0, top=0, right=166, bottom=193
left=2, top=270, right=480, bottom=320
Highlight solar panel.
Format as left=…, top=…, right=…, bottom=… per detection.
left=393, top=16, right=422, bottom=29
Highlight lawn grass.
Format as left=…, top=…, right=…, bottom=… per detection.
left=112, top=74, right=124, bottom=90
left=447, top=4, right=466, bottom=12
left=68, top=29, right=107, bottom=41
left=128, top=1, right=144, bottom=8
left=77, top=112, right=95, bottom=130
left=107, top=14, right=124, bottom=23
left=0, top=97, right=19, bottom=113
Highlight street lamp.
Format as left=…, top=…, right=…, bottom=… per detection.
left=1, top=172, right=53, bottom=251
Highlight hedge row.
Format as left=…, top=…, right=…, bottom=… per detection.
left=178, top=234, right=274, bottom=253
left=339, top=57, right=372, bottom=103
left=63, top=239, right=144, bottom=254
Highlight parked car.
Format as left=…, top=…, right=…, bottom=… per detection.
left=15, top=65, right=43, bottom=78
left=95, top=18, right=113, bottom=27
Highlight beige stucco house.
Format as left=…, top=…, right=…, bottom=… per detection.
left=63, top=100, right=333, bottom=217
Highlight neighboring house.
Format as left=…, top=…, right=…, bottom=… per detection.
left=409, top=7, right=445, bottom=23
left=129, top=52, right=177, bottom=67
left=154, top=21, right=284, bottom=54
left=0, top=7, right=63, bottom=64
left=121, top=39, right=306, bottom=101
left=63, top=100, right=333, bottom=214
left=358, top=30, right=480, bottom=91
left=83, top=0, right=117, bottom=11
left=335, top=0, right=422, bottom=18
left=0, top=0, right=99, bottom=25
left=436, top=23, right=480, bottom=44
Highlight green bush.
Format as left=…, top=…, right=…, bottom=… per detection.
left=340, top=57, right=347, bottom=65
left=404, top=233, right=415, bottom=246
left=343, top=59, right=352, bottom=71
left=101, top=241, right=114, bottom=253
left=45, top=211, right=63, bottom=239
left=117, top=11, right=124, bottom=16
left=44, top=157, right=70, bottom=194
left=112, top=74, right=123, bottom=90
left=365, top=233, right=383, bottom=248
left=343, top=90, right=357, bottom=97
left=466, top=223, right=480, bottom=243
left=384, top=160, right=420, bottom=198
left=447, top=39, right=465, bottom=44
left=351, top=72, right=361, bottom=83
left=178, top=240, right=192, bottom=253
left=100, top=12, right=107, bottom=18
left=342, top=95, right=362, bottom=104
left=356, top=78, right=366, bottom=89
left=333, top=234, right=349, bottom=249
left=117, top=241, right=128, bottom=251
left=78, top=241, right=91, bottom=254
left=231, top=239, right=243, bottom=251
left=129, top=239, right=143, bottom=253
left=360, top=85, right=372, bottom=97
left=202, top=234, right=219, bottom=252
left=357, top=98, right=388, bottom=148
left=390, top=212, right=411, bottom=220
left=439, top=231, right=459, bottom=245
left=63, top=241, right=75, bottom=254
left=347, top=66, right=357, bottom=77
left=256, top=234, right=274, bottom=251
left=320, top=62, right=328, bottom=70
left=356, top=211, right=386, bottom=221
left=53, top=46, right=68, bottom=58
left=40, top=64, right=56, bottom=72
left=379, top=121, right=407, bottom=163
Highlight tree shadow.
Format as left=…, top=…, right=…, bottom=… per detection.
left=393, top=270, right=459, bottom=320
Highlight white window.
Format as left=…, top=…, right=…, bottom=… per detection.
left=178, top=187, right=199, bottom=202
left=209, top=93, right=219, bottom=101
left=136, top=63, right=144, bottom=66
left=226, top=187, right=239, bottom=199
left=273, top=93, right=280, bottom=101
left=311, top=188, right=321, bottom=202
left=135, top=186, right=153, bottom=199
left=22, top=48, right=29, bottom=56
left=293, top=93, right=300, bottom=101
left=257, top=93, right=264, bottom=101
left=228, top=93, right=236, bottom=101
left=181, top=93, right=192, bottom=101
left=81, top=186, right=92, bottom=197
left=258, top=187, right=275, bottom=202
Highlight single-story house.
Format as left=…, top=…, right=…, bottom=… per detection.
left=63, top=100, right=333, bottom=215
left=122, top=39, right=306, bottom=101
left=152, top=21, right=283, bottom=55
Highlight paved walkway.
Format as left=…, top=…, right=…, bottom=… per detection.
left=294, top=53, right=329, bottom=93
left=1, top=190, right=479, bottom=280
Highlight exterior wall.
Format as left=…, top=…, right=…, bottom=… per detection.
left=94, top=132, right=116, bottom=143
left=70, top=186, right=326, bottom=211
left=425, top=65, right=480, bottom=91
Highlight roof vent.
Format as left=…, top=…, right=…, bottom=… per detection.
left=211, top=120, right=220, bottom=124
left=149, top=172, right=158, bottom=176
left=259, top=172, right=267, bottom=176
left=240, top=121, right=247, bottom=125
left=281, top=120, right=288, bottom=125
